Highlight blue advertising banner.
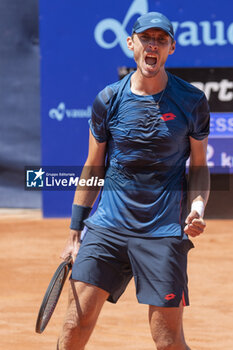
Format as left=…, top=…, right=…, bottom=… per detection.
left=40, top=0, right=233, bottom=217
left=210, top=113, right=233, bottom=138
left=207, top=139, right=233, bottom=171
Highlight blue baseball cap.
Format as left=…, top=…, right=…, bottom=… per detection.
left=132, top=12, right=174, bottom=40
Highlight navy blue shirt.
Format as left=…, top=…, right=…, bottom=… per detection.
left=85, top=72, right=210, bottom=237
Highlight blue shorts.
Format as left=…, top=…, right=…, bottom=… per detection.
left=71, top=228, right=194, bottom=307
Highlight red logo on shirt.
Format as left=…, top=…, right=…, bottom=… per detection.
left=161, top=113, right=176, bottom=121
left=164, top=293, right=176, bottom=300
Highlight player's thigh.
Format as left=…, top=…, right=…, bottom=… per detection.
left=67, top=280, right=109, bottom=325
left=149, top=303, right=185, bottom=346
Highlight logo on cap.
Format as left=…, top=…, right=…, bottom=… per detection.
left=150, top=19, right=161, bottom=24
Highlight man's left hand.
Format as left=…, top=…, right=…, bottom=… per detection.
left=184, top=211, right=206, bottom=237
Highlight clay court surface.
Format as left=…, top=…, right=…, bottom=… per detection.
left=0, top=209, right=232, bottom=350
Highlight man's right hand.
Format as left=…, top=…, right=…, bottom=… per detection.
left=60, top=230, right=82, bottom=263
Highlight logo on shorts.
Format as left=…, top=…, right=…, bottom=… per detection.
left=26, top=168, right=45, bottom=188
left=164, top=293, right=176, bottom=301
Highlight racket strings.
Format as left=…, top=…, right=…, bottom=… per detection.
left=36, top=261, right=72, bottom=333
left=40, top=267, right=67, bottom=331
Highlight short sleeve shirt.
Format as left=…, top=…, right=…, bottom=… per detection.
left=85, top=72, right=210, bottom=237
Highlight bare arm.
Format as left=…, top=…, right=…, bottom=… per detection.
left=73, top=130, right=107, bottom=207
left=184, top=136, right=210, bottom=237
left=61, top=130, right=107, bottom=261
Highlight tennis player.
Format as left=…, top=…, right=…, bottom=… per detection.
left=58, top=12, right=210, bottom=350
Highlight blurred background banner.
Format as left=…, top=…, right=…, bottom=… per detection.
left=0, top=0, right=40, bottom=209
left=39, top=0, right=232, bottom=216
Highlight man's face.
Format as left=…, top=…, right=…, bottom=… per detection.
left=127, top=28, right=176, bottom=78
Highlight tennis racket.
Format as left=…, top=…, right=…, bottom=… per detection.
left=35, top=258, right=72, bottom=334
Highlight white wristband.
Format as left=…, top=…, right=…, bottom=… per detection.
left=191, top=200, right=205, bottom=218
